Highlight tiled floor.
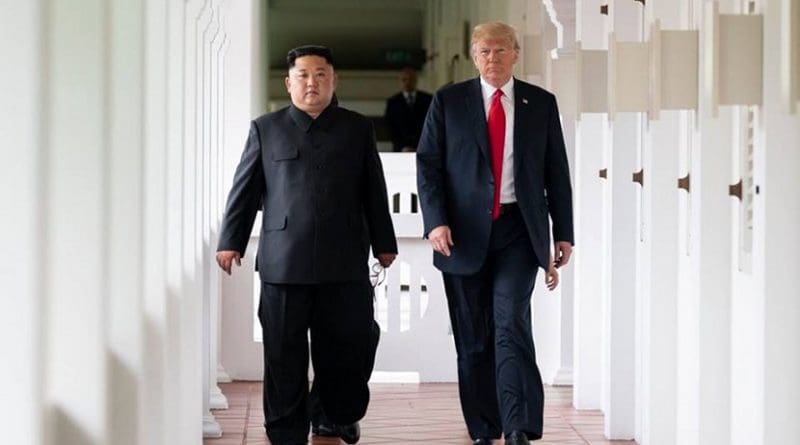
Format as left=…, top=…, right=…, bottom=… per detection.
left=206, top=382, right=636, bottom=445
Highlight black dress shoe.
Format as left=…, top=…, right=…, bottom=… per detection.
left=311, top=422, right=338, bottom=437
left=337, top=422, right=360, bottom=444
left=472, top=439, right=493, bottom=445
left=505, top=430, right=530, bottom=445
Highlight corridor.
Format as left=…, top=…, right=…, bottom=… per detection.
left=203, top=383, right=632, bottom=445
left=2, top=0, right=799, bottom=444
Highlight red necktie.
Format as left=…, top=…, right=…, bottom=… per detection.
left=488, top=89, right=505, bottom=220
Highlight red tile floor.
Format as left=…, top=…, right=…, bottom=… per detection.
left=205, top=382, right=636, bottom=445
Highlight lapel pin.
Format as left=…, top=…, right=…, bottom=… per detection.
left=522, top=98, right=528, bottom=105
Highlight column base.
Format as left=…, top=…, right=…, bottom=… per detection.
left=551, top=366, right=574, bottom=386
left=217, top=364, right=232, bottom=383
left=203, top=412, right=222, bottom=438
left=210, top=384, right=229, bottom=410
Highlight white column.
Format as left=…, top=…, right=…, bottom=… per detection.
left=761, top=0, right=800, bottom=443
left=554, top=116, right=576, bottom=386
left=0, top=2, right=44, bottom=444
left=675, top=7, right=702, bottom=444
left=604, top=0, right=642, bottom=439
left=164, top=2, right=188, bottom=444
left=182, top=0, right=209, bottom=441
left=220, top=0, right=263, bottom=382
left=638, top=1, right=689, bottom=443
left=693, top=109, right=734, bottom=443
left=605, top=111, right=639, bottom=440
left=206, top=0, right=229, bottom=413
left=572, top=0, right=606, bottom=410
left=694, top=0, right=736, bottom=443
left=106, top=1, right=146, bottom=444
left=141, top=0, right=173, bottom=443
left=533, top=0, right=576, bottom=387
left=44, top=0, right=111, bottom=443
left=640, top=111, right=681, bottom=445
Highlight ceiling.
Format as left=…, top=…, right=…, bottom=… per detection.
left=266, top=0, right=578, bottom=70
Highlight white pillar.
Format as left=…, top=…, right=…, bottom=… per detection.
left=183, top=0, right=210, bottom=440
left=220, top=0, right=264, bottom=382
left=604, top=0, right=642, bottom=439
left=640, top=110, right=681, bottom=445
left=694, top=110, right=734, bottom=444
left=675, top=8, right=702, bottom=444
left=186, top=0, right=223, bottom=438
left=554, top=116, right=576, bottom=387
left=206, top=0, right=229, bottom=413
left=164, top=2, right=189, bottom=443
left=605, top=112, right=639, bottom=440
left=637, top=1, right=689, bottom=443
left=141, top=0, right=175, bottom=443
left=761, top=0, right=800, bottom=443
left=693, top=1, right=736, bottom=443
left=572, top=0, right=606, bottom=411
left=44, top=0, right=111, bottom=443
left=0, top=2, right=45, bottom=444
left=106, top=2, right=146, bottom=444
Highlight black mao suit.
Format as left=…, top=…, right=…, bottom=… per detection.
left=218, top=104, right=397, bottom=444
left=384, top=90, right=433, bottom=152
left=416, top=78, right=573, bottom=441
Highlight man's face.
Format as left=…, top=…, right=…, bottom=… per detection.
left=472, top=38, right=518, bottom=88
left=285, top=55, right=337, bottom=115
left=399, top=69, right=416, bottom=92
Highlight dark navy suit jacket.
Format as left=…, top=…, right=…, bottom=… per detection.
left=384, top=90, right=433, bottom=152
left=416, top=77, right=574, bottom=273
left=217, top=104, right=397, bottom=284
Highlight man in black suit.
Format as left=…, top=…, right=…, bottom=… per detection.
left=416, top=22, right=574, bottom=444
left=216, top=45, right=397, bottom=445
left=384, top=67, right=433, bottom=152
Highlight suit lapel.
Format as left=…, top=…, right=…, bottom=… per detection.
left=465, top=78, right=491, bottom=164
left=513, top=78, right=531, bottom=179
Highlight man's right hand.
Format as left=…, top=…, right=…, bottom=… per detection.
left=428, top=225, right=454, bottom=257
left=216, top=250, right=241, bottom=275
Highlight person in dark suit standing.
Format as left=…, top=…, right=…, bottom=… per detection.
left=416, top=22, right=574, bottom=445
left=216, top=45, right=397, bottom=445
left=384, top=67, right=433, bottom=152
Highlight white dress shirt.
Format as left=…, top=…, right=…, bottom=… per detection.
left=480, top=77, right=516, bottom=204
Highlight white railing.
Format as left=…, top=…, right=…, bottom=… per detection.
left=371, top=153, right=457, bottom=382
left=220, top=153, right=458, bottom=382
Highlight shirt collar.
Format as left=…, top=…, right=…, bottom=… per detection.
left=479, top=76, right=514, bottom=103
left=288, top=102, right=336, bottom=132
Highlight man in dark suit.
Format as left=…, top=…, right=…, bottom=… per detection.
left=416, top=22, right=574, bottom=444
left=384, top=67, right=433, bottom=152
left=216, top=45, right=397, bottom=445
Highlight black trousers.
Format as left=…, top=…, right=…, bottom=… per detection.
left=443, top=207, right=544, bottom=441
left=258, top=280, right=377, bottom=445
left=308, top=319, right=380, bottom=427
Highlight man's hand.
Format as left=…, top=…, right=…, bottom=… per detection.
left=553, top=241, right=573, bottom=268
left=428, top=225, right=454, bottom=257
left=545, top=261, right=560, bottom=291
left=216, top=250, right=242, bottom=275
left=376, top=253, right=396, bottom=268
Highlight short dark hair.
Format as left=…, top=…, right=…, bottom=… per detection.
left=286, top=45, right=335, bottom=69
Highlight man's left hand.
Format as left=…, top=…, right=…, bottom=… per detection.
left=545, top=262, right=560, bottom=291
left=376, top=253, right=396, bottom=268
left=553, top=241, right=573, bottom=268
